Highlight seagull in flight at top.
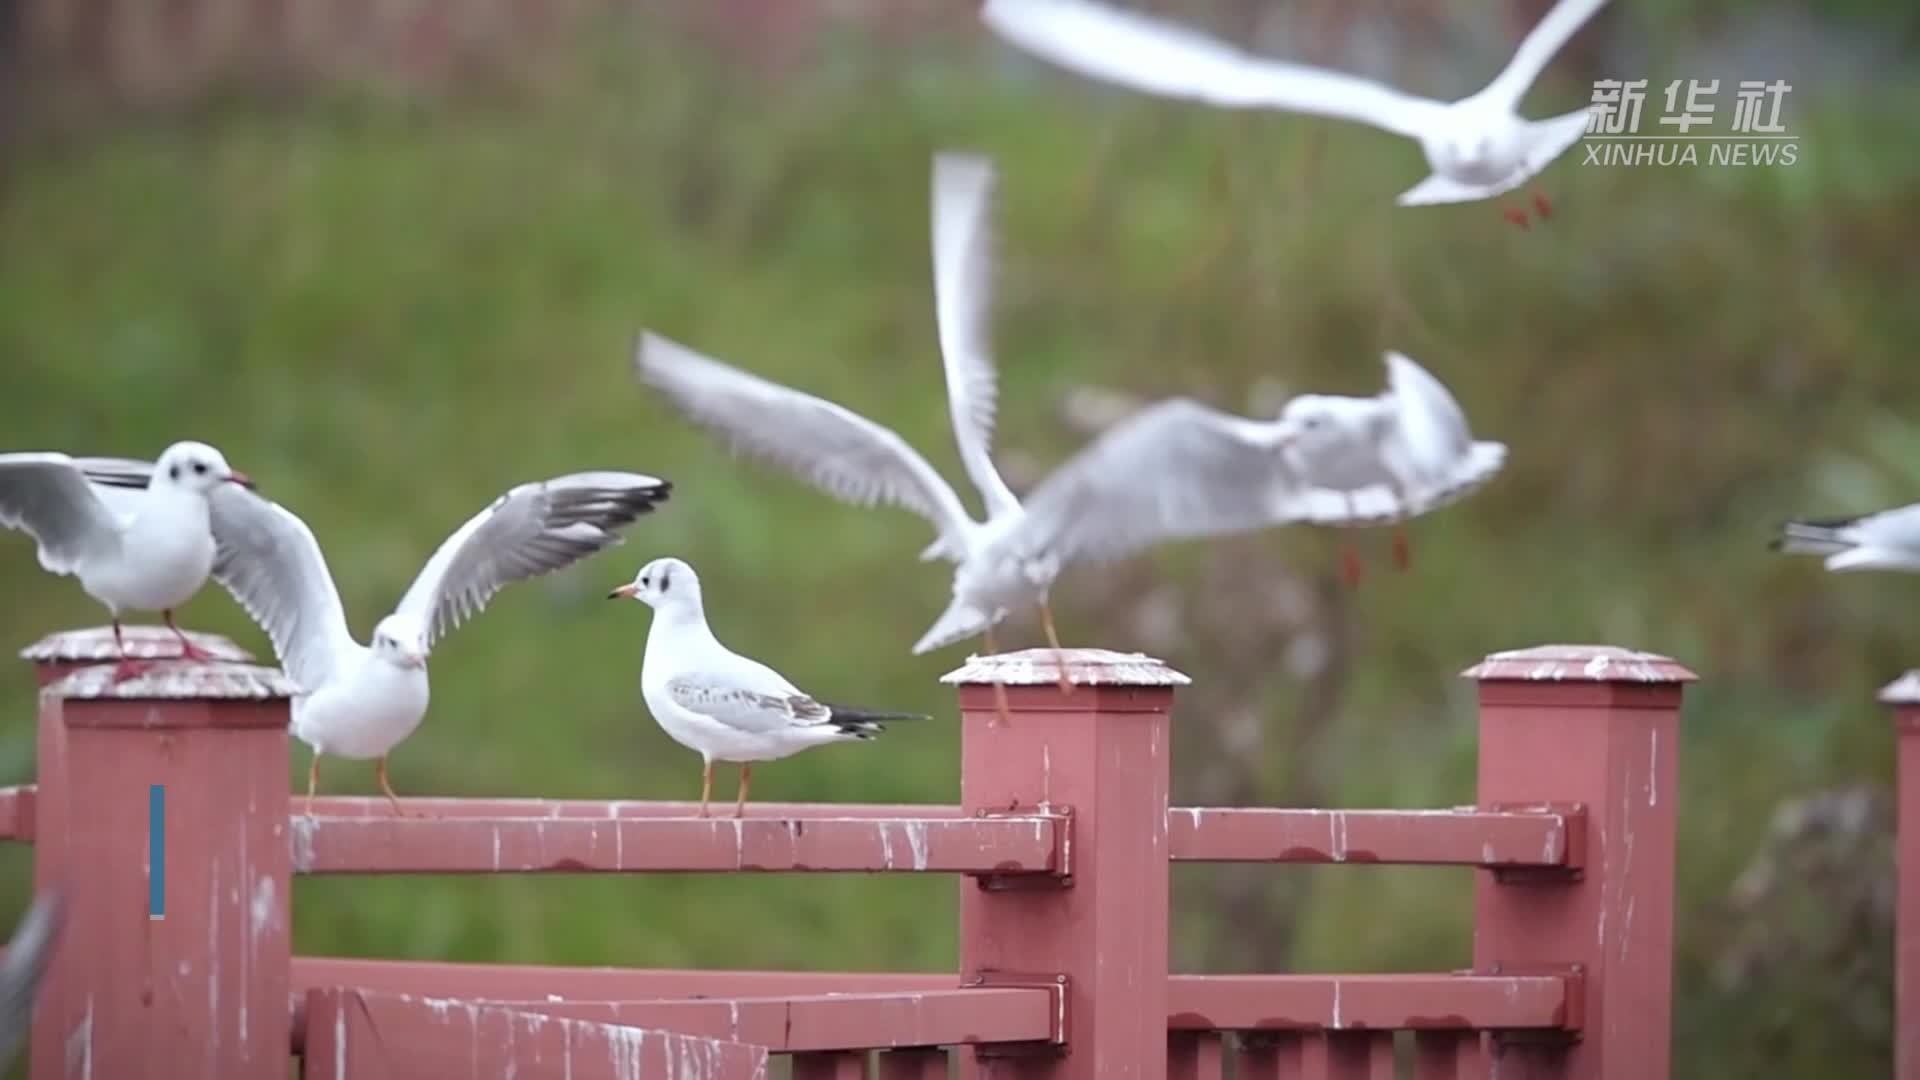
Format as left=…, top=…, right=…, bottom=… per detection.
left=980, top=0, right=1607, bottom=227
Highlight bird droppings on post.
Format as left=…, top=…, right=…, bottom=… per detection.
left=18, top=625, right=254, bottom=664
left=1461, top=644, right=1698, bottom=683
left=39, top=661, right=295, bottom=701
left=939, top=647, right=1190, bottom=686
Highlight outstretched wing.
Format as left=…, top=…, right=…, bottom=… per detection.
left=0, top=891, right=62, bottom=1070
left=1475, top=0, right=1609, bottom=112
left=635, top=331, right=978, bottom=553
left=981, top=0, right=1448, bottom=138
left=392, top=471, right=672, bottom=651
left=1016, top=398, right=1307, bottom=566
left=0, top=453, right=126, bottom=575
left=931, top=151, right=1022, bottom=521
left=206, top=486, right=358, bottom=691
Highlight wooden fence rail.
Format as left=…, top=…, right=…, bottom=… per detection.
left=5, top=627, right=1696, bottom=1079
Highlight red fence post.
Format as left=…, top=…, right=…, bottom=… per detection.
left=1880, top=670, right=1920, bottom=1080
left=18, top=626, right=254, bottom=1080
left=1465, top=644, right=1694, bottom=1080
left=944, top=647, right=1188, bottom=1080
left=30, top=651, right=293, bottom=1080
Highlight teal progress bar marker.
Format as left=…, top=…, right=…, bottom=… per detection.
left=149, top=784, right=164, bottom=920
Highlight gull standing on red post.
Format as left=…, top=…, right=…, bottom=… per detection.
left=980, top=0, right=1608, bottom=227
left=202, top=471, right=673, bottom=815
left=0, top=441, right=255, bottom=681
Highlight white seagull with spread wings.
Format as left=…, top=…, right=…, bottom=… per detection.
left=635, top=152, right=1503, bottom=715
left=610, top=557, right=925, bottom=818
left=980, top=0, right=1607, bottom=226
left=0, top=441, right=255, bottom=681
left=203, top=471, right=673, bottom=814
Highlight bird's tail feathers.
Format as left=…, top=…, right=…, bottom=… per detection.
left=819, top=703, right=931, bottom=739
left=1772, top=519, right=1855, bottom=557
left=911, top=599, right=996, bottom=656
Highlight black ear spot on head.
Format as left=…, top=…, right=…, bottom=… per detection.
left=660, top=568, right=672, bottom=594
left=168, top=465, right=180, bottom=481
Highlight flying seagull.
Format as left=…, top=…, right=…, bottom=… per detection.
left=205, top=472, right=673, bottom=815
left=610, top=557, right=925, bottom=818
left=980, top=0, right=1606, bottom=227
left=0, top=442, right=255, bottom=681
left=1773, top=504, right=1920, bottom=573
left=0, top=890, right=62, bottom=1070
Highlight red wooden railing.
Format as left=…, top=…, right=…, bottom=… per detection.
left=1, top=627, right=1698, bottom=1079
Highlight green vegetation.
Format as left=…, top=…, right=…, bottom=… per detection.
left=2, top=7, right=1917, bottom=1075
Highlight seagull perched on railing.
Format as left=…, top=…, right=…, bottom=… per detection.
left=608, top=557, right=926, bottom=818
left=1772, top=504, right=1920, bottom=572
left=0, top=442, right=255, bottom=681
left=635, top=153, right=1503, bottom=718
left=200, top=471, right=673, bottom=816
left=0, top=891, right=62, bottom=1071
left=980, top=0, right=1606, bottom=227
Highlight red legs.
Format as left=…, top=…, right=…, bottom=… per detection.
left=982, top=627, right=1010, bottom=729
left=305, top=753, right=322, bottom=819
left=698, top=760, right=714, bottom=819
left=162, top=610, right=215, bottom=662
left=108, top=618, right=155, bottom=683
left=1037, top=600, right=1073, bottom=696
left=375, top=756, right=408, bottom=817
left=734, top=763, right=753, bottom=820
left=1504, top=192, right=1555, bottom=230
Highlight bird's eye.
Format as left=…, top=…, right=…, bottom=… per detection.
left=192, top=461, right=208, bottom=475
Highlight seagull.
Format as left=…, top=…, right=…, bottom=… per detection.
left=0, top=891, right=62, bottom=1071
left=608, top=557, right=926, bottom=818
left=1772, top=504, right=1920, bottom=572
left=204, top=471, right=674, bottom=815
left=1264, top=351, right=1508, bottom=585
left=635, top=151, right=1071, bottom=719
left=980, top=0, right=1606, bottom=227
left=0, top=441, right=255, bottom=681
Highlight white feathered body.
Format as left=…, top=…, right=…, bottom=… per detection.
left=80, top=493, right=216, bottom=614
left=641, top=608, right=854, bottom=764
left=291, top=649, right=430, bottom=760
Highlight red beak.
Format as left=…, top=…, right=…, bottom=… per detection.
left=227, top=471, right=256, bottom=490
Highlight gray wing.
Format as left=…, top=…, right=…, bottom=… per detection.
left=1014, top=398, right=1309, bottom=566
left=206, top=486, right=358, bottom=690
left=665, top=671, right=832, bottom=735
left=980, top=0, right=1447, bottom=137
left=1476, top=0, right=1609, bottom=112
left=1383, top=352, right=1476, bottom=488
left=634, top=331, right=978, bottom=553
left=392, top=471, right=672, bottom=651
left=0, top=891, right=62, bottom=1070
left=0, top=453, right=127, bottom=575
left=931, top=151, right=1022, bottom=521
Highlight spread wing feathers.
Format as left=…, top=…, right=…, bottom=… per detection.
left=1291, top=441, right=1508, bottom=529
left=393, top=471, right=672, bottom=651
left=207, top=486, right=357, bottom=691
left=931, top=151, right=1022, bottom=520
left=1475, top=0, right=1609, bottom=112
left=635, top=330, right=977, bottom=551
left=1382, top=352, right=1479, bottom=490
left=980, top=0, right=1446, bottom=137
left=0, top=891, right=62, bottom=1070
left=1774, top=505, right=1920, bottom=562
left=0, top=453, right=126, bottom=574
left=1016, top=398, right=1306, bottom=566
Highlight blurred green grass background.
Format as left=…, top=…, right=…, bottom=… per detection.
left=2, top=2, right=1919, bottom=1074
